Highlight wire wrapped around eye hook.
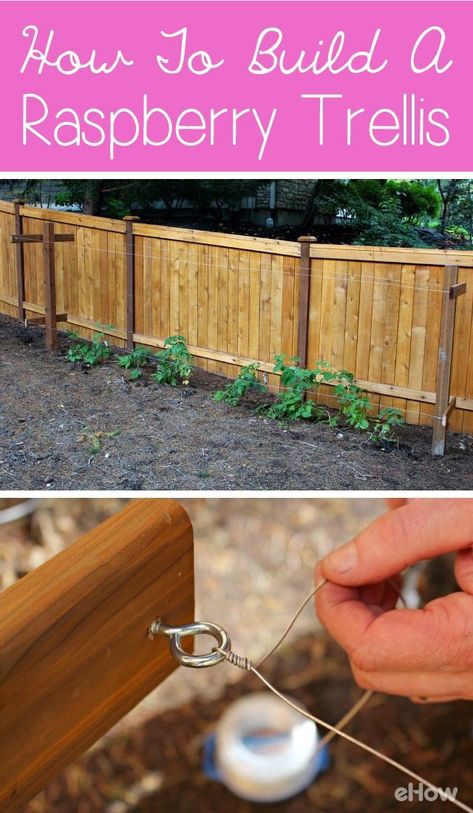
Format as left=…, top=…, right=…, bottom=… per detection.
left=149, top=619, right=232, bottom=668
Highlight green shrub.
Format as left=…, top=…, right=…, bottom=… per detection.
left=214, top=364, right=265, bottom=406
left=117, top=347, right=150, bottom=380
left=152, top=335, right=191, bottom=386
left=370, top=407, right=405, bottom=443
left=66, top=332, right=112, bottom=366
left=334, top=382, right=371, bottom=430
left=257, top=355, right=328, bottom=422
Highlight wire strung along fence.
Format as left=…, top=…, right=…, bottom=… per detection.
left=0, top=200, right=472, bottom=455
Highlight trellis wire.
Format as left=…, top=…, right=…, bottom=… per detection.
left=32, top=237, right=456, bottom=294
left=215, top=579, right=472, bottom=813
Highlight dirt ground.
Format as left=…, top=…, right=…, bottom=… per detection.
left=2, top=498, right=472, bottom=813
left=1, top=314, right=473, bottom=491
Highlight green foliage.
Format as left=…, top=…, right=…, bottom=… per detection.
left=213, top=352, right=405, bottom=443
left=334, top=381, right=371, bottom=430
left=53, top=179, right=264, bottom=218
left=258, top=389, right=322, bottom=422
left=214, top=364, right=265, bottom=406
left=388, top=180, right=440, bottom=223
left=257, top=355, right=328, bottom=422
left=152, top=335, right=191, bottom=386
left=78, top=428, right=120, bottom=456
left=66, top=333, right=112, bottom=366
left=370, top=407, right=405, bottom=443
left=445, top=225, right=470, bottom=244
left=105, top=197, right=130, bottom=219
left=117, top=347, right=150, bottom=379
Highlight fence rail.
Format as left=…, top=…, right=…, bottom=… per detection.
left=1, top=201, right=472, bottom=451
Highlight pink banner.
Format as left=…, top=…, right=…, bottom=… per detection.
left=1, top=1, right=472, bottom=171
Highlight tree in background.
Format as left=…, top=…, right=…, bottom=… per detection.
left=3, top=178, right=473, bottom=247
left=299, top=179, right=440, bottom=246
left=437, top=180, right=473, bottom=245
left=54, top=179, right=262, bottom=219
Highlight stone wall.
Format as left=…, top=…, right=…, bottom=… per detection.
left=255, top=180, right=314, bottom=211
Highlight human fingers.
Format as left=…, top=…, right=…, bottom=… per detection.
left=315, top=574, right=403, bottom=654
left=349, top=593, right=473, bottom=674
left=321, top=500, right=473, bottom=586
left=385, top=498, right=408, bottom=510
left=454, top=544, right=473, bottom=593
left=350, top=665, right=473, bottom=701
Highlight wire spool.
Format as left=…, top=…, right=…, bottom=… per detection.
left=212, top=692, right=328, bottom=802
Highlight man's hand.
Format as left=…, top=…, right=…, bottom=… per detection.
left=316, top=500, right=473, bottom=702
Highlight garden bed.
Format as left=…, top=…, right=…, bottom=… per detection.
left=1, top=314, right=472, bottom=491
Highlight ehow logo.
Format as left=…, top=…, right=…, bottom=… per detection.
left=395, top=783, right=458, bottom=803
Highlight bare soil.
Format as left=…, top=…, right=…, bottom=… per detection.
left=1, top=315, right=472, bottom=491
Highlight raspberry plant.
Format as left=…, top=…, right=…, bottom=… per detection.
left=117, top=347, right=150, bottom=380
left=214, top=364, right=265, bottom=406
left=152, top=335, right=191, bottom=386
left=66, top=332, right=112, bottom=367
left=257, top=356, right=338, bottom=422
left=333, top=379, right=371, bottom=430
left=370, top=407, right=405, bottom=443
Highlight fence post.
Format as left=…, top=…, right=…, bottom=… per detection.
left=297, top=236, right=316, bottom=366
left=0, top=499, right=194, bottom=813
left=431, top=264, right=463, bottom=456
left=124, top=216, right=140, bottom=351
left=13, top=199, right=25, bottom=321
left=43, top=220, right=58, bottom=350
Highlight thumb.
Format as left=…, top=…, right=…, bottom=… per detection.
left=322, top=500, right=473, bottom=586
left=454, top=545, right=473, bottom=593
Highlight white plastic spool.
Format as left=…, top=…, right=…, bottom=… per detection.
left=214, top=692, right=322, bottom=802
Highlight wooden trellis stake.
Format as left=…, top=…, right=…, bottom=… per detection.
left=0, top=499, right=194, bottom=813
left=431, top=265, right=466, bottom=456
left=297, top=236, right=317, bottom=367
left=124, top=215, right=140, bottom=351
left=11, top=219, right=74, bottom=349
left=13, top=200, right=25, bottom=321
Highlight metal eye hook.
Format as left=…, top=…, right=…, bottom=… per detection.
left=149, top=619, right=231, bottom=668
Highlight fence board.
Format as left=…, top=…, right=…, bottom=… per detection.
left=0, top=499, right=194, bottom=813
left=1, top=202, right=473, bottom=433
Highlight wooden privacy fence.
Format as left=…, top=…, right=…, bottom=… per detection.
left=1, top=200, right=473, bottom=452
left=0, top=499, right=194, bottom=812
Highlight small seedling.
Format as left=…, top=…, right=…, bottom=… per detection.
left=78, top=428, right=121, bottom=456
left=152, top=335, right=191, bottom=386
left=66, top=332, right=112, bottom=367
left=117, top=347, right=150, bottom=380
left=370, top=407, right=405, bottom=443
left=214, top=364, right=265, bottom=406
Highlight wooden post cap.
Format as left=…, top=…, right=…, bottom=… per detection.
left=298, top=235, right=317, bottom=243
left=13, top=199, right=26, bottom=205
left=123, top=215, right=141, bottom=222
